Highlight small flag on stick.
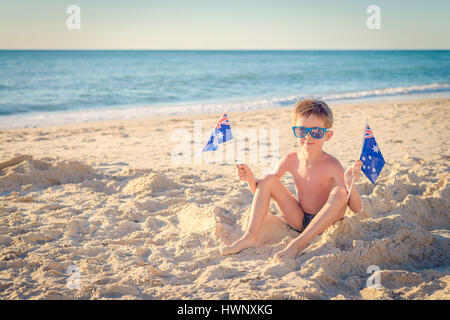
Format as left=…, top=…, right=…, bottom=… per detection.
left=360, top=122, right=385, bottom=184
left=347, top=119, right=385, bottom=201
left=203, top=113, right=233, bottom=152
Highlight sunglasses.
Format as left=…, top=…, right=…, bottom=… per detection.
left=292, top=126, right=330, bottom=139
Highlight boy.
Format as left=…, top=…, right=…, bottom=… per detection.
left=221, top=99, right=363, bottom=261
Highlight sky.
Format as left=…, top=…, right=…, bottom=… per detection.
left=0, top=0, right=449, bottom=50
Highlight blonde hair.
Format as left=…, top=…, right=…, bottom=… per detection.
left=292, top=99, right=333, bottom=128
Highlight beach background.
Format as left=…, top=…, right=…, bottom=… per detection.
left=1, top=1, right=450, bottom=300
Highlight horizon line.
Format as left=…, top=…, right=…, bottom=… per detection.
left=1, top=48, right=450, bottom=51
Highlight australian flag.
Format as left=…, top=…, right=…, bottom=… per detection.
left=360, top=123, right=385, bottom=184
left=203, top=113, right=233, bottom=152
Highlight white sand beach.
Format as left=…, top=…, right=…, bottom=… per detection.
left=0, top=97, right=449, bottom=299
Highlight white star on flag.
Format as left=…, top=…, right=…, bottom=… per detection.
left=372, top=145, right=380, bottom=153
left=217, top=131, right=223, bottom=141
left=357, top=121, right=385, bottom=184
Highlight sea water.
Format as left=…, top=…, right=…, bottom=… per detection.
left=0, top=50, right=449, bottom=129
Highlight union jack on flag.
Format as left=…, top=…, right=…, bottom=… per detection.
left=203, top=113, right=233, bottom=152
left=364, top=127, right=374, bottom=139
left=359, top=122, right=385, bottom=184
left=216, top=113, right=230, bottom=129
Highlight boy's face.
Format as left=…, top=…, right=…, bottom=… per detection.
left=294, top=114, right=333, bottom=152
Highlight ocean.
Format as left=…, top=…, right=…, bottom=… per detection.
left=0, top=50, right=449, bottom=129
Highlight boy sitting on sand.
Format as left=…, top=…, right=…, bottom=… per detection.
left=221, top=99, right=363, bottom=261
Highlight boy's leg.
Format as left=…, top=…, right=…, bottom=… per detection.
left=274, top=186, right=348, bottom=261
left=221, top=175, right=304, bottom=255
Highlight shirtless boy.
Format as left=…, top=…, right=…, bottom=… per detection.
left=221, top=99, right=363, bottom=261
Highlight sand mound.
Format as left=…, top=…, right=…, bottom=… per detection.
left=283, top=160, right=450, bottom=298
left=178, top=203, right=216, bottom=234
left=0, top=155, right=96, bottom=193
left=0, top=154, right=448, bottom=299
left=122, top=173, right=179, bottom=196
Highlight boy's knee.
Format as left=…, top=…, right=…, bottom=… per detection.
left=330, top=186, right=348, bottom=202
left=258, top=174, right=277, bottom=188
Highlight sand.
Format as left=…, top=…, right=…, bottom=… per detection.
left=0, top=97, right=449, bottom=300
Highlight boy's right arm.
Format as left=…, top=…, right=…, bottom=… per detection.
left=271, top=153, right=294, bottom=180
left=237, top=153, right=293, bottom=194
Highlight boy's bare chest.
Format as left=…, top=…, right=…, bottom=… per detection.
left=291, top=165, right=333, bottom=197
left=291, top=166, right=334, bottom=213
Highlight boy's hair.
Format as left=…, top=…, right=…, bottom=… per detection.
left=292, top=99, right=333, bottom=128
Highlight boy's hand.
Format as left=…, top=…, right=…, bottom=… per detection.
left=236, top=164, right=254, bottom=182
left=237, top=164, right=257, bottom=194
left=344, top=160, right=363, bottom=188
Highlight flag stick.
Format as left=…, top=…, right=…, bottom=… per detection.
left=347, top=119, right=368, bottom=202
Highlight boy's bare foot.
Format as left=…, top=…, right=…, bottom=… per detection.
left=273, top=240, right=306, bottom=261
left=221, top=234, right=258, bottom=255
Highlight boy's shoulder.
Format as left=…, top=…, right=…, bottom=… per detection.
left=285, top=151, right=299, bottom=161
left=321, top=152, right=345, bottom=173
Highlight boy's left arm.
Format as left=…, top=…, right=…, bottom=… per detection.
left=343, top=160, right=363, bottom=213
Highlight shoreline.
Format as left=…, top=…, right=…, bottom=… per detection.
left=1, top=91, right=450, bottom=131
